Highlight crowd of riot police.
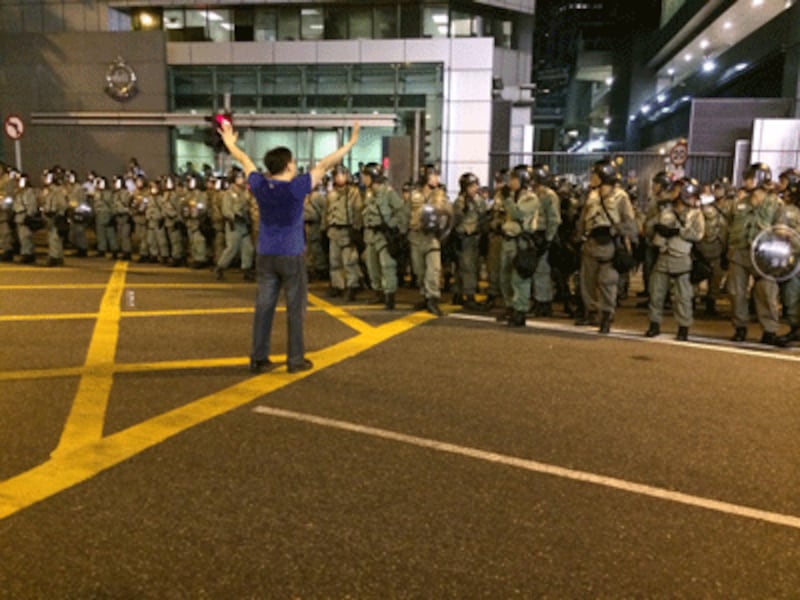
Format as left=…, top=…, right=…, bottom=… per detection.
left=2, top=158, right=799, bottom=347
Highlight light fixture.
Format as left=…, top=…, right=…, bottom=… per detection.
left=752, top=0, right=764, bottom=5
left=139, top=12, right=154, bottom=27
left=207, top=11, right=223, bottom=22
left=432, top=14, right=449, bottom=25
left=641, top=104, right=651, bottom=114
left=667, top=67, right=675, bottom=76
left=684, top=53, right=693, bottom=62
left=605, top=76, right=614, bottom=86
left=629, top=115, right=636, bottom=122
left=301, top=8, right=320, bottom=15
left=603, top=117, right=611, bottom=125
left=724, top=21, right=733, bottom=29
left=681, top=95, right=691, bottom=102
left=437, top=25, right=448, bottom=35
left=219, top=22, right=233, bottom=30
left=700, top=39, right=710, bottom=50
left=702, top=59, right=716, bottom=73
left=309, top=24, right=323, bottom=30
left=786, top=0, right=793, bottom=8
left=657, top=93, right=666, bottom=103
left=660, top=148, right=666, bottom=155
left=735, top=62, right=748, bottom=71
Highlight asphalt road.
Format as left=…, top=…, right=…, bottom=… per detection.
left=1, top=256, right=799, bottom=598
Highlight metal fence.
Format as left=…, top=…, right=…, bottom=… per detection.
left=489, top=151, right=734, bottom=200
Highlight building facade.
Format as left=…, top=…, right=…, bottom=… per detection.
left=0, top=1, right=535, bottom=191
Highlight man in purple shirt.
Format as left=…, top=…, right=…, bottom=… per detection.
left=220, top=119, right=360, bottom=373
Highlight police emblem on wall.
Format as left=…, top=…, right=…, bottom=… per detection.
left=105, top=56, right=138, bottom=101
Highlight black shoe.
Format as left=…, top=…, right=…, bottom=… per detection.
left=190, top=260, right=207, bottom=269
left=676, top=326, right=689, bottom=342
left=507, top=310, right=526, bottom=328
left=346, top=287, right=358, bottom=302
left=731, top=327, right=747, bottom=342
left=704, top=298, right=718, bottom=318
left=46, top=256, right=63, bottom=267
left=21, top=254, right=36, bottom=264
left=575, top=312, right=597, bottom=326
left=463, top=295, right=481, bottom=312
left=287, top=359, right=313, bottom=373
left=482, top=294, right=497, bottom=310
left=326, top=286, right=343, bottom=298
left=243, top=269, right=255, bottom=281
left=451, top=293, right=464, bottom=306
left=136, top=255, right=149, bottom=263
left=121, top=253, right=132, bottom=260
left=760, top=331, right=786, bottom=347
left=533, top=301, right=552, bottom=317
left=636, top=290, right=649, bottom=298
left=75, top=249, right=88, bottom=258
left=249, top=358, right=274, bottom=374
left=777, top=326, right=800, bottom=346
left=598, top=311, right=612, bottom=334
left=412, top=299, right=428, bottom=311
left=645, top=322, right=660, bottom=337
left=496, top=307, right=514, bottom=323
left=214, top=267, right=224, bottom=281
left=384, top=293, right=395, bottom=310
left=426, top=298, right=443, bottom=317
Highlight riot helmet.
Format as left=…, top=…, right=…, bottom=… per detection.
left=679, top=177, right=701, bottom=205
left=510, top=164, right=531, bottom=189
left=361, top=162, right=383, bottom=185
left=591, top=160, right=619, bottom=187
left=333, top=165, right=350, bottom=187
left=43, top=170, right=54, bottom=186
left=164, top=175, right=176, bottom=191
left=186, top=175, right=198, bottom=191
left=778, top=169, right=800, bottom=200
left=742, top=163, right=772, bottom=191
left=113, top=175, right=124, bottom=191
left=459, top=172, right=479, bottom=194
left=149, top=181, right=160, bottom=195
left=66, top=170, right=77, bottom=184
left=651, top=171, right=671, bottom=192
left=95, top=176, right=108, bottom=191
left=18, top=174, right=29, bottom=189
left=531, top=163, right=551, bottom=186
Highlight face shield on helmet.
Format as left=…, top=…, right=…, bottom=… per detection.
left=778, top=169, right=800, bottom=198
left=458, top=172, right=479, bottom=194
left=18, top=174, right=29, bottom=189
left=362, top=163, right=382, bottom=186
left=591, top=160, right=620, bottom=187
left=743, top=163, right=772, bottom=191
left=679, top=177, right=701, bottom=205
left=531, top=164, right=551, bottom=186
left=333, top=165, right=350, bottom=187
left=113, top=176, right=124, bottom=191
left=510, top=164, right=531, bottom=189
left=96, top=177, right=107, bottom=191
left=187, top=176, right=197, bottom=191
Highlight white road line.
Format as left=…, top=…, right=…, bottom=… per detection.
left=450, top=313, right=800, bottom=363
left=253, top=405, right=800, bottom=531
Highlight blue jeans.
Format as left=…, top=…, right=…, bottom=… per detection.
left=251, top=254, right=307, bottom=368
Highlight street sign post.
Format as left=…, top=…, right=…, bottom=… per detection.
left=3, top=114, right=24, bottom=170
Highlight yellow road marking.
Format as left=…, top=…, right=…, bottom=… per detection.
left=0, top=282, right=250, bottom=291
left=0, top=311, right=434, bottom=520
left=307, top=293, right=374, bottom=335
left=0, top=312, right=99, bottom=322
left=52, top=263, right=128, bottom=457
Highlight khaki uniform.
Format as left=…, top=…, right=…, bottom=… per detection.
left=577, top=186, right=636, bottom=317
left=323, top=184, right=363, bottom=291
left=485, top=190, right=507, bottom=300
left=725, top=189, right=784, bottom=333
left=696, top=202, right=728, bottom=304
left=180, top=189, right=211, bottom=266
left=131, top=189, right=150, bottom=259
left=304, top=189, right=328, bottom=277
left=781, top=202, right=800, bottom=329
left=162, top=190, right=186, bottom=265
left=500, top=188, right=540, bottom=313
left=218, top=185, right=254, bottom=272
left=0, top=174, right=13, bottom=259
left=112, top=188, right=133, bottom=258
left=409, top=186, right=453, bottom=301
left=42, top=185, right=69, bottom=261
left=94, top=188, right=118, bottom=257
left=362, top=183, right=407, bottom=296
left=453, top=191, right=487, bottom=298
left=13, top=186, right=39, bottom=259
left=145, top=192, right=170, bottom=261
left=66, top=183, right=90, bottom=254
left=532, top=185, right=562, bottom=304
left=647, top=202, right=705, bottom=327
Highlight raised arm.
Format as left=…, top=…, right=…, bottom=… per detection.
left=218, top=121, right=258, bottom=178
left=310, top=123, right=360, bottom=188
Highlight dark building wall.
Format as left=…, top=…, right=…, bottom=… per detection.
left=0, top=31, right=169, bottom=177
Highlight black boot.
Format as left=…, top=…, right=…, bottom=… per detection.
left=214, top=266, right=224, bottom=281
left=21, top=254, right=36, bottom=264
left=704, top=297, right=718, bottom=317
left=676, top=326, right=689, bottom=341
left=451, top=293, right=464, bottom=306
left=346, top=287, right=358, bottom=302
left=463, top=295, right=481, bottom=312
left=326, top=286, right=343, bottom=298
left=731, top=327, right=747, bottom=342
left=426, top=297, right=443, bottom=317
left=598, top=311, right=612, bottom=334
left=496, top=307, right=514, bottom=323
left=644, top=322, right=660, bottom=338
left=412, top=298, right=428, bottom=310
left=760, top=331, right=786, bottom=347
left=574, top=311, right=597, bottom=326
left=533, top=301, right=552, bottom=317
left=384, top=292, right=396, bottom=310
left=777, top=326, right=800, bottom=346
left=507, top=310, right=526, bottom=328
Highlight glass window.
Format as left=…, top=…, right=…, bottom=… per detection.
left=349, top=7, right=372, bottom=39
left=423, top=5, right=448, bottom=38
left=450, top=10, right=474, bottom=37
left=163, top=9, right=185, bottom=41
left=185, top=9, right=207, bottom=40
left=216, top=67, right=258, bottom=111
left=301, top=8, right=324, bottom=40
left=400, top=3, right=421, bottom=38
left=307, top=65, right=349, bottom=110
left=172, top=67, right=214, bottom=112
left=233, top=7, right=254, bottom=42
left=374, top=6, right=398, bottom=39
left=278, top=7, right=300, bottom=41
left=324, top=8, right=347, bottom=40
left=254, top=8, right=277, bottom=41
left=206, top=9, right=232, bottom=42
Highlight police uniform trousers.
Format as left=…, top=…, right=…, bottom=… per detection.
left=486, top=232, right=504, bottom=298
left=727, top=248, right=780, bottom=333
left=455, top=233, right=480, bottom=297
left=409, top=230, right=442, bottom=300
left=95, top=215, right=118, bottom=255
left=69, top=223, right=88, bottom=252
left=782, top=274, right=800, bottom=328
left=533, top=243, right=553, bottom=303
left=648, top=254, right=693, bottom=327
left=147, top=222, right=170, bottom=260
left=500, top=237, right=532, bottom=313
left=16, top=222, right=34, bottom=256
left=116, top=216, right=132, bottom=255
left=364, top=230, right=398, bottom=294
left=696, top=240, right=725, bottom=300
left=305, top=222, right=327, bottom=274
left=213, top=220, right=226, bottom=264
left=218, top=220, right=254, bottom=271
left=327, top=226, right=361, bottom=290
left=133, top=216, right=149, bottom=258
left=167, top=224, right=185, bottom=261
left=47, top=219, right=64, bottom=259
left=579, top=237, right=618, bottom=316
left=187, top=220, right=208, bottom=263
left=0, top=220, right=13, bottom=254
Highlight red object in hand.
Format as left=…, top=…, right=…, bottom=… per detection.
left=215, top=113, right=232, bottom=128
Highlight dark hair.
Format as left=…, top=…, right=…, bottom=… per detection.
left=264, top=146, right=293, bottom=175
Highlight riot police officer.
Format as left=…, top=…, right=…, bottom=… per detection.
left=496, top=165, right=540, bottom=328
left=575, top=160, right=637, bottom=333
left=162, top=175, right=186, bottom=267
left=777, top=169, right=800, bottom=345
left=409, top=165, right=453, bottom=316
left=529, top=164, right=562, bottom=316
left=725, top=163, right=784, bottom=345
left=181, top=175, right=212, bottom=269
left=65, top=170, right=91, bottom=257
left=145, top=180, right=170, bottom=263
left=638, top=171, right=673, bottom=304
left=41, top=170, right=69, bottom=266
left=130, top=175, right=151, bottom=262
left=112, top=175, right=133, bottom=260
left=0, top=164, right=13, bottom=261
left=215, top=171, right=255, bottom=280
left=94, top=176, right=118, bottom=259
left=484, top=169, right=508, bottom=309
left=304, top=176, right=329, bottom=281
left=644, top=178, right=705, bottom=341
left=695, top=183, right=729, bottom=317
left=323, top=165, right=363, bottom=301
left=12, top=173, right=40, bottom=263
left=208, top=176, right=227, bottom=265
left=360, top=163, right=408, bottom=310
left=452, top=172, right=486, bottom=312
